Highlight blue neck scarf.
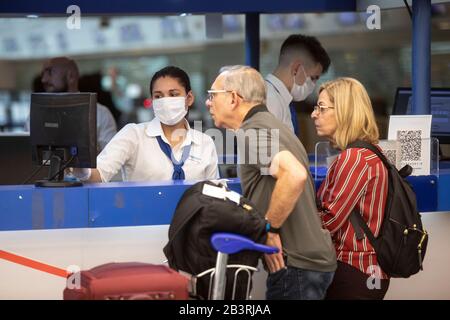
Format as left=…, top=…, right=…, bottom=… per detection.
left=156, top=135, right=191, bottom=180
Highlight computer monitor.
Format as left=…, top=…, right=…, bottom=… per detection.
left=30, top=93, right=97, bottom=187
left=393, top=88, right=450, bottom=144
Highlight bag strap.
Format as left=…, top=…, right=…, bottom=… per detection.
left=350, top=211, right=377, bottom=248
left=347, top=140, right=390, bottom=170
left=346, top=140, right=385, bottom=247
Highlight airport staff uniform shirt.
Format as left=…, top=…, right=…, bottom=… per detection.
left=265, top=73, right=295, bottom=133
left=96, top=117, right=219, bottom=182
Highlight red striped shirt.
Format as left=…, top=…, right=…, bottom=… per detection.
left=317, top=147, right=389, bottom=279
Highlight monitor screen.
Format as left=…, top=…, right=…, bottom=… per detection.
left=30, top=93, right=97, bottom=187
left=393, top=88, right=450, bottom=144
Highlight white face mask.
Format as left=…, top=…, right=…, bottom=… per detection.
left=152, top=97, right=188, bottom=126
left=290, top=65, right=316, bottom=102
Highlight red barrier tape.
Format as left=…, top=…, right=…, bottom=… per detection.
left=0, top=250, right=68, bottom=278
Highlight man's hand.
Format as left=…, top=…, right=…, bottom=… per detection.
left=264, top=233, right=285, bottom=273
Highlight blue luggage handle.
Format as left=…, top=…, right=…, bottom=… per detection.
left=209, top=232, right=278, bottom=300
left=211, top=232, right=279, bottom=255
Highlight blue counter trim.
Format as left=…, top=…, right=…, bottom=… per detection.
left=0, top=173, right=446, bottom=232
left=0, top=179, right=242, bottom=231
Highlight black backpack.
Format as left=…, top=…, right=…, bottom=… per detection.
left=163, top=180, right=267, bottom=299
left=347, top=141, right=428, bottom=278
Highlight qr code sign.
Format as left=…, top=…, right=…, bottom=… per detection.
left=397, top=130, right=421, bottom=161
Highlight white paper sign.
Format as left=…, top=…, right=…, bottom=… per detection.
left=388, top=115, right=432, bottom=175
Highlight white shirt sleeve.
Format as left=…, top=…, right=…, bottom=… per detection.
left=96, top=124, right=137, bottom=182
left=96, top=103, right=117, bottom=153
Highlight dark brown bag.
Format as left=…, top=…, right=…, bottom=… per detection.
left=63, top=262, right=189, bottom=300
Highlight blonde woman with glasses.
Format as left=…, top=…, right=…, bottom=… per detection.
left=312, top=77, right=390, bottom=300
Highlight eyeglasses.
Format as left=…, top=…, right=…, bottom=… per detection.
left=313, top=105, right=335, bottom=114
left=207, top=90, right=245, bottom=102
left=206, top=90, right=233, bottom=101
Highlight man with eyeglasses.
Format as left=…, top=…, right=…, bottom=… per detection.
left=205, top=65, right=336, bottom=300
left=265, top=34, right=331, bottom=134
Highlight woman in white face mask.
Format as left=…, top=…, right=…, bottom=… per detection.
left=71, top=66, right=219, bottom=183
left=150, top=69, right=195, bottom=153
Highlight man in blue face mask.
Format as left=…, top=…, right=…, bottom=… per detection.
left=265, top=34, right=331, bottom=135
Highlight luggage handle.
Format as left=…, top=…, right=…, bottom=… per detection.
left=211, top=232, right=279, bottom=255
left=194, top=264, right=258, bottom=300
left=209, top=232, right=278, bottom=300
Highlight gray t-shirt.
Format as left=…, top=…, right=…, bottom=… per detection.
left=238, top=105, right=336, bottom=272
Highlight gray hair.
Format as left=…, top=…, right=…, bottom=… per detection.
left=220, top=65, right=266, bottom=105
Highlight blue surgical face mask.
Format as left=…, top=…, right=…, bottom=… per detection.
left=290, top=65, right=316, bottom=102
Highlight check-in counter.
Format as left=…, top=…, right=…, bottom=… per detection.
left=0, top=174, right=449, bottom=299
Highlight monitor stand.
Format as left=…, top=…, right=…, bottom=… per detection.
left=35, top=155, right=82, bottom=187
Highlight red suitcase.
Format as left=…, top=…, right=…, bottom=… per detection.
left=63, top=262, right=189, bottom=300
